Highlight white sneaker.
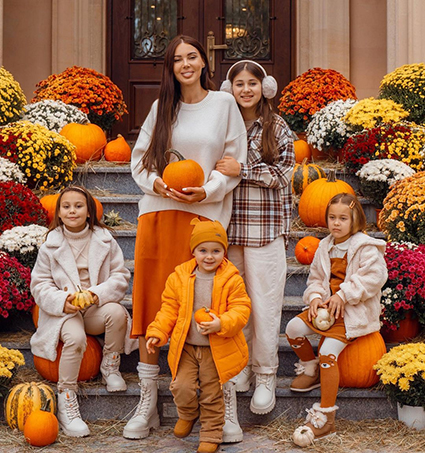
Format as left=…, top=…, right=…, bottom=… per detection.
left=222, top=381, right=243, bottom=443
left=234, top=365, right=254, bottom=392
left=250, top=373, right=276, bottom=415
left=57, top=390, right=90, bottom=437
left=101, top=352, right=127, bottom=392
left=122, top=378, right=160, bottom=439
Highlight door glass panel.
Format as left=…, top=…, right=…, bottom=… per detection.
left=225, top=0, right=270, bottom=59
left=133, top=0, right=178, bottom=59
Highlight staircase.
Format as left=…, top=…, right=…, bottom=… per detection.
left=1, top=163, right=398, bottom=426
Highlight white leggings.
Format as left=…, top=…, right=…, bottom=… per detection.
left=286, top=316, right=347, bottom=358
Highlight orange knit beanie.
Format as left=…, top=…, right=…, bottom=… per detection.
left=189, top=218, right=228, bottom=253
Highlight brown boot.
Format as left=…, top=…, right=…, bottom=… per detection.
left=197, top=442, right=220, bottom=453
left=290, top=358, right=320, bottom=392
left=292, top=403, right=338, bottom=447
left=173, top=418, right=197, bottom=438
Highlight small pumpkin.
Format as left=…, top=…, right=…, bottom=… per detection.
left=298, top=170, right=356, bottom=227
left=194, top=306, right=218, bottom=324
left=33, top=335, right=102, bottom=383
left=72, top=287, right=94, bottom=309
left=294, top=139, right=311, bottom=163
left=60, top=123, right=107, bottom=163
left=4, top=382, right=57, bottom=431
left=24, top=399, right=59, bottom=447
left=162, top=149, right=205, bottom=193
left=293, top=425, right=315, bottom=447
left=292, top=158, right=326, bottom=195
left=104, top=134, right=131, bottom=162
left=312, top=308, right=335, bottom=331
left=294, top=236, right=321, bottom=265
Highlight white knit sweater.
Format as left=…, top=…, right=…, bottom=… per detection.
left=131, top=90, right=247, bottom=228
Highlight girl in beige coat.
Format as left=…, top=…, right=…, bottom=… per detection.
left=285, top=193, right=387, bottom=446
left=31, top=186, right=134, bottom=438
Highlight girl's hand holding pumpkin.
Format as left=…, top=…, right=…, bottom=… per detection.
left=215, top=156, right=241, bottom=177
left=198, top=312, right=221, bottom=335
left=146, top=337, right=160, bottom=354
left=63, top=294, right=80, bottom=314
left=307, top=298, right=325, bottom=322
left=167, top=186, right=206, bottom=203
left=89, top=292, right=99, bottom=305
left=323, top=294, right=345, bottom=319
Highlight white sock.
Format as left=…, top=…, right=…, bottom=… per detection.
left=137, top=362, right=160, bottom=380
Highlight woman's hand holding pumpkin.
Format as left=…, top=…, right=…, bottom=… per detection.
left=215, top=156, right=241, bottom=177
left=167, top=186, right=206, bottom=203
left=63, top=294, right=80, bottom=314
left=146, top=337, right=160, bottom=354
left=153, top=177, right=172, bottom=198
left=323, top=294, right=345, bottom=319
left=198, top=312, right=221, bottom=335
left=89, top=291, right=99, bottom=305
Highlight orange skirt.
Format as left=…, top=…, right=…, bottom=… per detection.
left=131, top=210, right=207, bottom=337
left=297, top=310, right=351, bottom=344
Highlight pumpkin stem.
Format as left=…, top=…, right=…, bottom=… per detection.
left=77, top=285, right=83, bottom=293
left=203, top=306, right=211, bottom=313
left=165, top=149, right=185, bottom=162
left=327, top=169, right=337, bottom=182
left=301, top=157, right=308, bottom=165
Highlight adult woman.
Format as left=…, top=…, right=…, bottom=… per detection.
left=123, top=35, right=247, bottom=440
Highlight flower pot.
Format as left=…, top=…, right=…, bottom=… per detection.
left=375, top=208, right=382, bottom=230
left=381, top=311, right=421, bottom=343
left=297, top=132, right=328, bottom=161
left=397, top=403, right=425, bottom=430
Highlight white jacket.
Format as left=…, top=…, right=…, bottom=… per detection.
left=30, top=226, right=135, bottom=361
left=303, top=232, right=387, bottom=339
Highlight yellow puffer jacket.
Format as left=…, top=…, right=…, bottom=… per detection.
left=146, top=257, right=251, bottom=384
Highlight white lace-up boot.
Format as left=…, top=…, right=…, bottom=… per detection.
left=57, top=389, right=90, bottom=437
left=100, top=352, right=127, bottom=392
left=234, top=365, right=255, bottom=392
left=222, top=381, right=243, bottom=443
left=122, top=377, right=160, bottom=439
left=250, top=373, right=276, bottom=415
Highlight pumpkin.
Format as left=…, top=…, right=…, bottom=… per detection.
left=40, top=193, right=103, bottom=224
left=312, top=308, right=335, bottom=331
left=60, top=123, right=107, bottom=163
left=32, top=304, right=39, bottom=328
left=194, top=306, right=218, bottom=324
left=24, top=399, right=58, bottom=447
left=319, top=331, right=386, bottom=388
left=294, top=139, right=311, bottom=163
left=298, top=169, right=355, bottom=227
left=72, top=287, right=94, bottom=309
left=292, top=158, right=326, bottom=195
left=294, top=236, right=321, bottom=265
left=162, top=149, right=205, bottom=193
left=33, top=335, right=102, bottom=383
left=104, top=134, right=131, bottom=163
left=4, top=382, right=57, bottom=431
left=293, top=425, right=315, bottom=447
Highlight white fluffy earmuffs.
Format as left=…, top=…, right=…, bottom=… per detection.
left=219, top=60, right=278, bottom=99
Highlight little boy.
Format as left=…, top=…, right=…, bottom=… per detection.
left=146, top=218, right=251, bottom=453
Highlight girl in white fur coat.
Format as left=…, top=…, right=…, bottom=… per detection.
left=285, top=193, right=387, bottom=447
left=30, top=186, right=133, bottom=438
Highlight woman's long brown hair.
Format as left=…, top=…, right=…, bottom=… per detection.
left=141, top=35, right=215, bottom=176
left=227, top=61, right=278, bottom=165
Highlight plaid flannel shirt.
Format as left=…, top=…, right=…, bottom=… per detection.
left=227, top=114, right=295, bottom=248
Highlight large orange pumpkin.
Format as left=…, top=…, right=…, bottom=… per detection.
left=294, top=139, right=311, bottom=163
left=294, top=236, right=321, bottom=265
left=60, top=123, right=107, bottom=163
left=292, top=158, right=326, bottom=195
left=23, top=399, right=59, bottom=447
left=104, top=134, right=131, bottom=163
left=40, top=193, right=103, bottom=224
left=298, top=170, right=355, bottom=227
left=318, top=331, right=386, bottom=388
left=162, top=149, right=205, bottom=193
left=4, top=382, right=57, bottom=431
left=33, top=335, right=102, bottom=382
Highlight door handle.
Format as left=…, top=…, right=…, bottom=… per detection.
left=207, top=31, right=228, bottom=77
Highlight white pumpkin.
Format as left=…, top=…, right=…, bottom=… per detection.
left=293, top=425, right=315, bottom=447
left=312, top=308, right=335, bottom=331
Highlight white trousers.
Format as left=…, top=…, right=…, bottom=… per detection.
left=227, top=236, right=287, bottom=374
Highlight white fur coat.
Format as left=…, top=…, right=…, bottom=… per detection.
left=30, top=226, right=136, bottom=361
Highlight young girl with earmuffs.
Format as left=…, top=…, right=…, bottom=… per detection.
left=216, top=60, right=295, bottom=443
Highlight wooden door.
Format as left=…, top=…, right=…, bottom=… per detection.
left=107, top=0, right=293, bottom=142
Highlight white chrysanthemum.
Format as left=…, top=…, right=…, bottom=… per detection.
left=0, top=224, right=48, bottom=254
left=356, top=159, right=416, bottom=183
left=0, top=157, right=26, bottom=183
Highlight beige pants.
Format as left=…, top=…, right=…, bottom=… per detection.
left=58, top=303, right=127, bottom=392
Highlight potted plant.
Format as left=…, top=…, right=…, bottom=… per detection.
left=278, top=67, right=356, bottom=134
left=379, top=63, right=425, bottom=124
left=374, top=342, right=425, bottom=429
left=357, top=159, right=416, bottom=209
left=0, top=344, right=25, bottom=397
left=0, top=67, right=26, bottom=126
left=380, top=242, right=425, bottom=342
left=0, top=157, right=26, bottom=184
left=306, top=98, right=357, bottom=157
